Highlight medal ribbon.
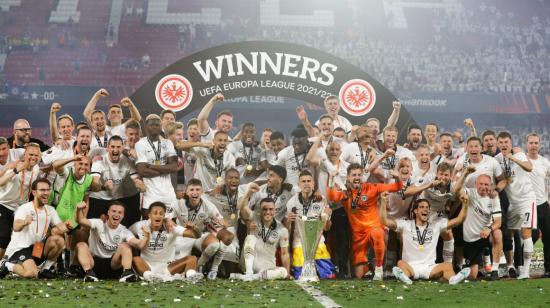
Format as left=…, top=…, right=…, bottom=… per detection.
left=147, top=137, right=161, bottom=162
left=415, top=222, right=429, bottom=247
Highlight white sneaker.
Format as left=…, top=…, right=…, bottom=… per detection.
left=143, top=271, right=163, bottom=282
left=517, top=266, right=530, bottom=280
left=207, top=270, right=218, bottom=280
left=392, top=266, right=413, bottom=285
left=373, top=266, right=384, bottom=281
left=186, top=272, right=204, bottom=283
left=449, top=268, right=471, bottom=285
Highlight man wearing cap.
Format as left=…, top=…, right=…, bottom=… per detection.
left=135, top=114, right=178, bottom=218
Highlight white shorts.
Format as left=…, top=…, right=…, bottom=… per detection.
left=507, top=200, right=537, bottom=230
left=411, top=263, right=436, bottom=280
left=142, top=193, right=177, bottom=213
left=144, top=259, right=171, bottom=276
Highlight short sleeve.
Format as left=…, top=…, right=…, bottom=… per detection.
left=49, top=208, right=62, bottom=226
left=123, top=229, right=136, bottom=242
left=438, top=218, right=449, bottom=232
left=13, top=206, right=28, bottom=221
left=491, top=197, right=502, bottom=218
left=89, top=218, right=102, bottom=231
left=91, top=159, right=104, bottom=178
left=395, top=219, right=406, bottom=233
left=492, top=158, right=503, bottom=177
left=165, top=139, right=177, bottom=157
left=135, top=141, right=148, bottom=164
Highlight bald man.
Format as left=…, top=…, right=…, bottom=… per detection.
left=7, top=119, right=50, bottom=152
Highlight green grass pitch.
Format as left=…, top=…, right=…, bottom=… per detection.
left=0, top=278, right=549, bottom=307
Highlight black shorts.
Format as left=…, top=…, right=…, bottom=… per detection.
left=453, top=225, right=465, bottom=247
left=0, top=204, right=15, bottom=249
left=93, top=256, right=122, bottom=279
left=464, top=238, right=490, bottom=266
left=8, top=242, right=46, bottom=265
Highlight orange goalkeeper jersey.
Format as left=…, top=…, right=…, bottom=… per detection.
left=327, top=181, right=402, bottom=231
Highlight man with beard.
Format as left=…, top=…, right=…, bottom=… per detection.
left=405, top=163, right=474, bottom=265
left=7, top=119, right=49, bottom=152
left=83, top=89, right=142, bottom=138
left=49, top=102, right=75, bottom=147
left=381, top=193, right=471, bottom=285
left=285, top=170, right=335, bottom=279
left=327, top=163, right=402, bottom=280
left=88, top=110, right=111, bottom=151
left=197, top=93, right=233, bottom=142
left=340, top=125, right=379, bottom=182
left=404, top=124, right=423, bottom=156
left=384, top=157, right=415, bottom=274
left=41, top=126, right=103, bottom=172
left=89, top=136, right=145, bottom=226
left=135, top=115, right=178, bottom=217
left=361, top=100, right=401, bottom=146
left=228, top=123, right=263, bottom=184
left=172, top=179, right=232, bottom=280
left=240, top=166, right=294, bottom=222
left=274, top=128, right=311, bottom=187
left=375, top=126, right=415, bottom=180
left=525, top=133, right=550, bottom=277
left=0, top=143, right=42, bottom=258
left=231, top=197, right=290, bottom=281
left=461, top=174, right=503, bottom=280
left=433, top=133, right=462, bottom=166
left=494, top=131, right=536, bottom=279
left=0, top=179, right=70, bottom=279
left=160, top=110, right=176, bottom=137
left=75, top=201, right=148, bottom=282
left=131, top=202, right=202, bottom=282
left=178, top=131, right=235, bottom=192
left=205, top=168, right=247, bottom=269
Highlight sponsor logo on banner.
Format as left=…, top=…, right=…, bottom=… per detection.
left=339, top=79, right=376, bottom=116
left=155, top=74, right=193, bottom=111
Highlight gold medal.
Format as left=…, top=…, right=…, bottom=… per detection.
left=246, top=164, right=253, bottom=171
left=230, top=213, right=236, bottom=220
left=216, top=176, right=223, bottom=184
left=154, top=160, right=160, bottom=165
left=419, top=245, right=424, bottom=251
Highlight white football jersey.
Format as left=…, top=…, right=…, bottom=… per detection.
left=494, top=152, right=536, bottom=205
left=396, top=218, right=448, bottom=266
left=463, top=188, right=501, bottom=242
left=129, top=220, right=186, bottom=263
left=191, top=147, right=235, bottom=192
left=88, top=218, right=135, bottom=258
left=455, top=154, right=503, bottom=188
left=135, top=136, right=177, bottom=200
left=527, top=156, right=550, bottom=205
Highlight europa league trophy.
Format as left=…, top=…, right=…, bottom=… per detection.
left=296, top=216, right=325, bottom=282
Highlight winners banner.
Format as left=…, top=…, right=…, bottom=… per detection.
left=131, top=41, right=417, bottom=132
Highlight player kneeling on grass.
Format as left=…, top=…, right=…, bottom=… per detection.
left=75, top=201, right=149, bottom=282
left=285, top=170, right=335, bottom=279
left=231, top=197, right=290, bottom=281
left=380, top=192, right=471, bottom=285
left=172, top=178, right=234, bottom=280
left=0, top=179, right=71, bottom=279
left=130, top=201, right=203, bottom=282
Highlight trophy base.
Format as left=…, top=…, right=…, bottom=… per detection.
left=298, top=260, right=319, bottom=282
